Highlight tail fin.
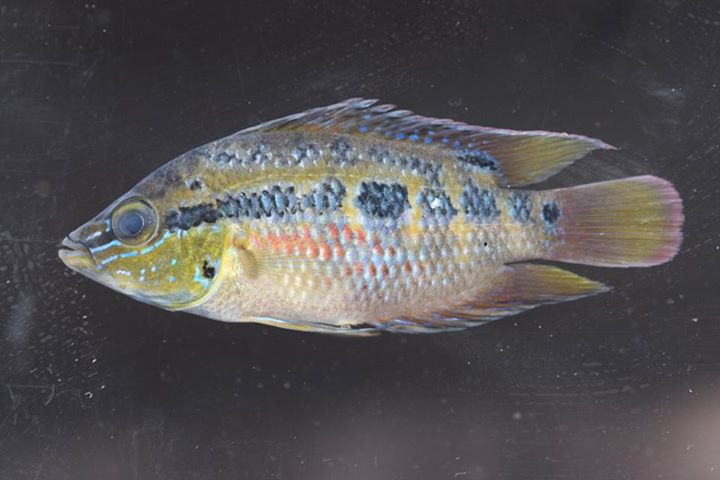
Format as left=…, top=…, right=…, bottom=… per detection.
left=544, top=175, right=683, bottom=267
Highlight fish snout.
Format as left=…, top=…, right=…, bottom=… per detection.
left=58, top=219, right=110, bottom=271
left=58, top=234, right=95, bottom=271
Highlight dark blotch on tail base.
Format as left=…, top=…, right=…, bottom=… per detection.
left=541, top=201, right=561, bottom=226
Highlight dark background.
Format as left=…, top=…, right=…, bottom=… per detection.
left=1, top=0, right=719, bottom=479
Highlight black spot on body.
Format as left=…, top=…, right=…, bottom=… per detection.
left=507, top=191, right=532, bottom=223
left=457, top=150, right=499, bottom=171
left=201, top=261, right=215, bottom=279
left=459, top=183, right=500, bottom=221
left=541, top=201, right=561, bottom=226
left=354, top=181, right=410, bottom=220
left=417, top=188, right=457, bottom=218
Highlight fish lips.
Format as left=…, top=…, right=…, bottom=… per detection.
left=58, top=234, right=96, bottom=273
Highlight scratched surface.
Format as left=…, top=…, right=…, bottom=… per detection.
left=1, top=0, right=719, bottom=479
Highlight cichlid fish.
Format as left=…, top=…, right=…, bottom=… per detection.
left=59, top=99, right=683, bottom=334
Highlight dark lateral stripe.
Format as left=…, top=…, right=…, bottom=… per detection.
left=459, top=182, right=500, bottom=221
left=165, top=203, right=219, bottom=230
left=354, top=181, right=410, bottom=220
left=417, top=188, right=457, bottom=218
left=507, top=191, right=532, bottom=223
left=165, top=178, right=346, bottom=230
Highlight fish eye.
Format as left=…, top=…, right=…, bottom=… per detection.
left=117, top=210, right=144, bottom=237
left=111, top=198, right=158, bottom=245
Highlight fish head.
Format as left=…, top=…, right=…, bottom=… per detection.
left=59, top=169, right=232, bottom=311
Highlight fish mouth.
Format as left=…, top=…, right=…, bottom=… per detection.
left=58, top=235, right=95, bottom=271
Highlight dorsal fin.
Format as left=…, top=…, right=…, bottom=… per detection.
left=237, top=98, right=615, bottom=187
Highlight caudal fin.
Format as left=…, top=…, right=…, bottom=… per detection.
left=544, top=175, right=683, bottom=267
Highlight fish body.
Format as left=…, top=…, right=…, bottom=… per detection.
left=59, top=99, right=683, bottom=334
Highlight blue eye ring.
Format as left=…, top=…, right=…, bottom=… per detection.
left=111, top=198, right=158, bottom=246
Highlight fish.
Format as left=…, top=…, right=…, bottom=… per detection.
left=58, top=98, right=684, bottom=335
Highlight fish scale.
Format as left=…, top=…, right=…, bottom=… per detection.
left=59, top=99, right=683, bottom=335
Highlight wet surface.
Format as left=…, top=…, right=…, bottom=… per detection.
left=1, top=1, right=719, bottom=479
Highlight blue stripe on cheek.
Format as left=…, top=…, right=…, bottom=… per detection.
left=95, top=230, right=172, bottom=266
left=90, top=239, right=121, bottom=254
left=100, top=254, right=119, bottom=265
left=140, top=230, right=172, bottom=254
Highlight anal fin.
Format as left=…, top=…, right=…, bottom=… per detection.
left=464, top=263, right=608, bottom=317
left=380, top=264, right=608, bottom=333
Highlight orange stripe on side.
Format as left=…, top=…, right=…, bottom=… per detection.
left=327, top=223, right=339, bottom=241
left=341, top=225, right=353, bottom=243
left=354, top=262, right=364, bottom=277
left=367, top=263, right=377, bottom=278
left=319, top=242, right=331, bottom=261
